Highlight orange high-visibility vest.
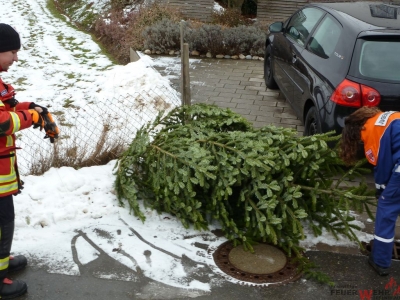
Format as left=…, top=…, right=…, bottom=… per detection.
left=361, top=111, right=400, bottom=166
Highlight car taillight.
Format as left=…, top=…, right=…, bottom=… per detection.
left=330, top=79, right=381, bottom=107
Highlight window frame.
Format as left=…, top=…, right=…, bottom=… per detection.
left=349, top=37, right=400, bottom=83
left=306, top=13, right=343, bottom=59
left=284, top=7, right=326, bottom=47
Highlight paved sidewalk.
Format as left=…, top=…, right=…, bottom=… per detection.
left=154, top=57, right=304, bottom=133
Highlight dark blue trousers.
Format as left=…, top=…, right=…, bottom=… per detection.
left=372, top=171, right=400, bottom=268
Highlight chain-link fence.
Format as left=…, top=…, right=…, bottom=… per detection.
left=16, top=83, right=181, bottom=176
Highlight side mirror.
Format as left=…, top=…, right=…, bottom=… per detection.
left=269, top=22, right=284, bottom=33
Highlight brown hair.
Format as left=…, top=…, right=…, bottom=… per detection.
left=339, top=106, right=381, bottom=165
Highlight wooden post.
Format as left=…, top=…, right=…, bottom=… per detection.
left=182, top=43, right=191, bottom=106
left=180, top=21, right=191, bottom=106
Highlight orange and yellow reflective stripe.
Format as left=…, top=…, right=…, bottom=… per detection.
left=0, top=154, right=16, bottom=183
left=9, top=111, right=20, bottom=134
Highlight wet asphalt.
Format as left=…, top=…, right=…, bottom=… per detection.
left=12, top=56, right=400, bottom=300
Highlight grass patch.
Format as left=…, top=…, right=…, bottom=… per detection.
left=62, top=99, right=76, bottom=108
left=48, top=0, right=118, bottom=64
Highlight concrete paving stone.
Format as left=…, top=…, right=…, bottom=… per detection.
left=212, top=101, right=237, bottom=108
left=220, top=79, right=241, bottom=85
left=249, top=78, right=265, bottom=83
left=252, top=121, right=269, bottom=128
left=245, top=86, right=267, bottom=91
left=230, top=97, right=253, bottom=104
left=277, top=102, right=293, bottom=109
left=245, top=74, right=264, bottom=80
left=240, top=81, right=262, bottom=87
left=228, top=76, right=248, bottom=81
left=232, top=68, right=256, bottom=74
left=213, top=59, right=239, bottom=66
left=199, top=90, right=220, bottom=97
left=207, top=64, right=236, bottom=70
left=274, top=112, right=299, bottom=119
left=231, top=108, right=251, bottom=115
left=215, top=83, right=225, bottom=88
left=258, top=91, right=280, bottom=97
left=279, top=118, right=303, bottom=126
left=240, top=94, right=264, bottom=101
left=242, top=114, right=257, bottom=122
left=237, top=89, right=259, bottom=95
left=192, top=96, right=213, bottom=103
left=223, top=84, right=246, bottom=90
left=229, top=63, right=258, bottom=69
left=251, top=70, right=265, bottom=75
left=206, top=73, right=228, bottom=79
left=258, top=106, right=284, bottom=113
left=219, top=92, right=240, bottom=98
left=254, top=99, right=278, bottom=110
left=277, top=123, right=298, bottom=130
left=215, top=87, right=238, bottom=93
left=209, top=96, right=235, bottom=103
left=236, top=103, right=260, bottom=110
left=255, top=115, right=282, bottom=123
left=250, top=110, right=276, bottom=117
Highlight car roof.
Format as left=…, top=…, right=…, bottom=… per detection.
left=310, top=1, right=400, bottom=29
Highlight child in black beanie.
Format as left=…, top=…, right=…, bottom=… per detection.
left=0, top=23, right=51, bottom=299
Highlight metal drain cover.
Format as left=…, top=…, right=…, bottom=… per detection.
left=229, top=244, right=287, bottom=273
left=213, top=241, right=301, bottom=285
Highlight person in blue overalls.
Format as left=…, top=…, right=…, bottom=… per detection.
left=340, top=106, right=400, bottom=276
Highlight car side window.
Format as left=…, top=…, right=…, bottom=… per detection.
left=285, top=7, right=325, bottom=46
left=308, top=14, right=342, bottom=59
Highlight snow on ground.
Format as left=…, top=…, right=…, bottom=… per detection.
left=1, top=0, right=374, bottom=292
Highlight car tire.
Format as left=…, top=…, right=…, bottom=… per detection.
left=304, top=106, right=322, bottom=136
left=264, top=45, right=278, bottom=89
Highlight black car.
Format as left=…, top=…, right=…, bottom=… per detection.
left=264, top=1, right=400, bottom=135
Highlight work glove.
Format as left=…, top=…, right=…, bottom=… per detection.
left=28, top=109, right=44, bottom=130
left=29, top=102, right=48, bottom=115
left=42, top=112, right=60, bottom=143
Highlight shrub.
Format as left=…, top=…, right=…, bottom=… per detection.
left=188, top=24, right=226, bottom=55
left=142, top=18, right=182, bottom=53
left=143, top=20, right=266, bottom=56
left=223, top=25, right=266, bottom=56
left=224, top=26, right=265, bottom=55
left=211, top=7, right=252, bottom=27
left=94, top=8, right=132, bottom=63
left=123, top=1, right=182, bottom=52
left=95, top=1, right=182, bottom=63
left=110, top=0, right=143, bottom=9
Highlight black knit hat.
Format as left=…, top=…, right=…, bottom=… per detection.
left=0, top=24, right=21, bottom=53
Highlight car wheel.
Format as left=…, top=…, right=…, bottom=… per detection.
left=304, top=106, right=322, bottom=136
left=264, top=45, right=278, bottom=89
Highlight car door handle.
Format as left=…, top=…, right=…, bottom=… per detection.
left=292, top=55, right=297, bottom=64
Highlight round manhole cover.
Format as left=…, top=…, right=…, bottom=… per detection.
left=213, top=241, right=301, bottom=285
left=229, top=244, right=287, bottom=274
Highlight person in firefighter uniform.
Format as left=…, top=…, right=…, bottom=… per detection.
left=340, top=106, right=400, bottom=276
left=0, top=23, right=49, bottom=298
